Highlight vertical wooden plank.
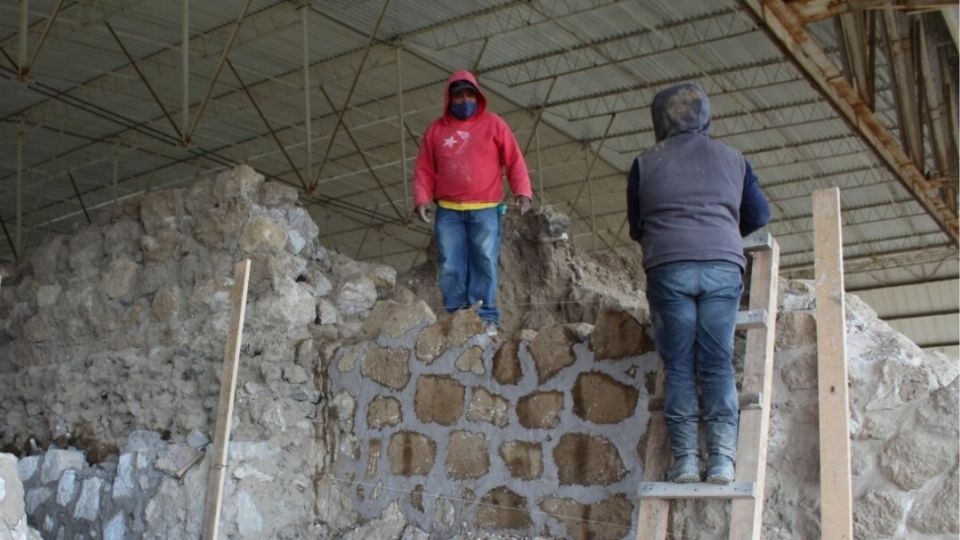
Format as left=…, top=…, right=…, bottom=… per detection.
left=635, top=364, right=670, bottom=540
left=812, top=188, right=853, bottom=540
left=729, top=239, right=780, bottom=540
left=201, top=259, right=251, bottom=540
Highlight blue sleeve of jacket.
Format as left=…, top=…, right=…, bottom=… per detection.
left=740, top=160, right=770, bottom=237
left=627, top=158, right=642, bottom=242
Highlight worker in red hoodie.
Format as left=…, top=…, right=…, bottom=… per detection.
left=413, top=70, right=533, bottom=335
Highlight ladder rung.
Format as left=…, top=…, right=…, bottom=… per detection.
left=648, top=392, right=763, bottom=412
left=637, top=481, right=757, bottom=500
left=736, top=309, right=767, bottom=329
left=743, top=231, right=772, bottom=252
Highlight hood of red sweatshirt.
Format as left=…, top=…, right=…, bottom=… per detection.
left=442, top=69, right=487, bottom=122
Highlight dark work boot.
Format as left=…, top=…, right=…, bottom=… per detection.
left=666, top=455, right=701, bottom=483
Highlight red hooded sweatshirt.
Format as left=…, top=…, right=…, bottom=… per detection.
left=413, top=70, right=532, bottom=207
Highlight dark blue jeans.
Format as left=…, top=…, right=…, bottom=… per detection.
left=434, top=206, right=501, bottom=324
left=645, top=260, right=743, bottom=460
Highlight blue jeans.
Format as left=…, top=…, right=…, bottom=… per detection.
left=645, top=260, right=743, bottom=460
left=434, top=206, right=501, bottom=323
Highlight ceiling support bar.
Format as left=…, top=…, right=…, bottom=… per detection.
left=181, top=0, right=189, bottom=140
left=881, top=10, right=924, bottom=171
left=105, top=21, right=184, bottom=141
left=918, top=20, right=952, bottom=179
left=22, top=0, right=64, bottom=78
left=227, top=59, right=308, bottom=191
left=67, top=171, right=91, bottom=224
left=318, top=86, right=405, bottom=222
left=309, top=0, right=392, bottom=191
left=396, top=47, right=408, bottom=215
left=185, top=0, right=254, bottom=143
left=18, top=0, right=28, bottom=79
left=739, top=0, right=958, bottom=243
left=301, top=3, right=312, bottom=181
left=569, top=113, right=615, bottom=214
left=521, top=76, right=558, bottom=155
left=15, top=127, right=23, bottom=260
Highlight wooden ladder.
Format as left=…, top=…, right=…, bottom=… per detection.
left=635, top=232, right=780, bottom=540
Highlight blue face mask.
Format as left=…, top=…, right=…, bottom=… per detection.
left=450, top=101, right=477, bottom=120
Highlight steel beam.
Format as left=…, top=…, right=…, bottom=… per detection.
left=318, top=85, right=405, bottom=221
left=67, top=171, right=91, bottom=224
left=569, top=113, right=615, bottom=214
left=786, top=0, right=957, bottom=23
left=16, top=126, right=23, bottom=259
left=882, top=10, right=925, bottom=170
left=781, top=243, right=957, bottom=275
left=309, top=0, right=392, bottom=191
left=227, top=59, right=307, bottom=190
left=918, top=19, right=951, bottom=177
left=17, top=0, right=28, bottom=78
left=106, top=21, right=184, bottom=141
left=185, top=0, right=254, bottom=143
left=22, top=0, right=64, bottom=78
left=302, top=3, right=312, bottom=181
left=739, top=0, right=958, bottom=242
left=182, top=0, right=189, bottom=139
left=396, top=47, right=408, bottom=214
left=521, top=76, right=557, bottom=155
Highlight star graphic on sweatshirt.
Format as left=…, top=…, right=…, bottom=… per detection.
left=443, top=136, right=457, bottom=148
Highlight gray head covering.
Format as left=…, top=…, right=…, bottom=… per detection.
left=650, top=81, right=711, bottom=142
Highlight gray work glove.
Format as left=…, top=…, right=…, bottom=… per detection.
left=514, top=195, right=532, bottom=215
left=415, top=204, right=432, bottom=224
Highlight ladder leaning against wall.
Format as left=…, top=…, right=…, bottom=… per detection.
left=634, top=232, right=780, bottom=540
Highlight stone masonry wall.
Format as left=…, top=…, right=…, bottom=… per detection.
left=325, top=306, right=657, bottom=539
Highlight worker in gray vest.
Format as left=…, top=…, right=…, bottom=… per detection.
left=627, top=81, right=770, bottom=484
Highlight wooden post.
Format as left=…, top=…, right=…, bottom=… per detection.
left=634, top=367, right=670, bottom=540
left=812, top=188, right=853, bottom=540
left=201, top=259, right=251, bottom=540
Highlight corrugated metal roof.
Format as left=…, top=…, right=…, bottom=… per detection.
left=0, top=0, right=956, bottom=349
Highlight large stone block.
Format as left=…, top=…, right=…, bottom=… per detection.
left=516, top=391, right=564, bottom=429
left=553, top=433, right=625, bottom=486
left=776, top=310, right=817, bottom=349
left=476, top=487, right=531, bottom=531
left=151, top=286, right=181, bottom=321
left=361, top=347, right=411, bottom=390
left=853, top=490, right=904, bottom=539
left=466, top=388, right=508, bottom=427
left=73, top=477, right=102, bottom=521
left=877, top=432, right=956, bottom=490
left=572, top=372, right=638, bottom=424
left=493, top=340, right=522, bottom=385
left=240, top=216, right=288, bottom=254
left=101, top=257, right=138, bottom=300
left=337, top=276, right=378, bottom=318
left=414, top=376, right=465, bottom=425
left=362, top=300, right=437, bottom=339
left=260, top=181, right=299, bottom=207
left=445, top=430, right=489, bottom=479
left=917, top=378, right=959, bottom=437
left=499, top=441, right=542, bottom=480
left=365, top=440, right=381, bottom=479
left=68, top=228, right=104, bottom=273
left=540, top=494, right=633, bottom=540
left=592, top=311, right=653, bottom=360
left=40, top=449, right=86, bottom=483
left=415, top=310, right=485, bottom=363
left=213, top=164, right=263, bottom=202
left=388, top=432, right=436, bottom=476
left=0, top=454, right=25, bottom=530
left=455, top=347, right=485, bottom=375
left=907, top=466, right=959, bottom=534
left=140, top=189, right=184, bottom=235
left=367, top=396, right=403, bottom=430
left=529, top=325, right=578, bottom=384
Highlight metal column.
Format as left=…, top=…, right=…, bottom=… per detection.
left=397, top=47, right=408, bottom=215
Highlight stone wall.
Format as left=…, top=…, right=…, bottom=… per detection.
left=0, top=164, right=956, bottom=539
left=324, top=307, right=657, bottom=539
